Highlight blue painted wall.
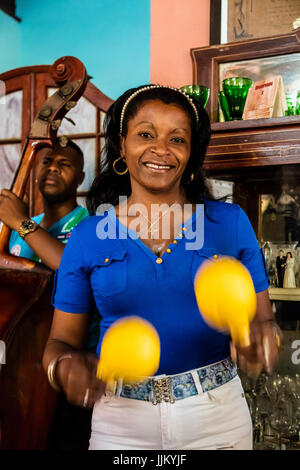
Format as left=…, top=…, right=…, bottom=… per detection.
left=0, top=0, right=150, bottom=100
left=0, top=10, right=20, bottom=71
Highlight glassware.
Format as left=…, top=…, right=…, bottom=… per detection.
left=288, top=403, right=300, bottom=448
left=180, top=85, right=210, bottom=108
left=285, top=92, right=295, bottom=116
left=241, top=372, right=300, bottom=449
left=267, top=399, right=293, bottom=450
left=222, top=77, right=253, bottom=120
left=296, top=91, right=300, bottom=115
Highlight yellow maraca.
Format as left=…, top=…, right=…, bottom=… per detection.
left=97, top=316, right=160, bottom=383
left=194, top=256, right=256, bottom=347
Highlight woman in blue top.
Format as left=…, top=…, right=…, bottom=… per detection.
left=43, top=85, right=281, bottom=450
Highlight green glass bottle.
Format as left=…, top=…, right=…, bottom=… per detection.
left=296, top=91, right=300, bottom=115
left=285, top=93, right=295, bottom=116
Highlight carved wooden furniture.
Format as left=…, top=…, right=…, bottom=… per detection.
left=191, top=27, right=300, bottom=238
left=191, top=29, right=300, bottom=380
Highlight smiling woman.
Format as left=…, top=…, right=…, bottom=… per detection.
left=119, top=100, right=192, bottom=194
left=87, top=85, right=211, bottom=214
left=43, top=84, right=281, bottom=451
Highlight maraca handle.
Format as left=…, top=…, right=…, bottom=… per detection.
left=97, top=360, right=117, bottom=394
left=96, top=360, right=102, bottom=379
left=230, top=321, right=251, bottom=348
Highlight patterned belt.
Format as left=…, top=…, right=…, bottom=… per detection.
left=118, top=357, right=237, bottom=405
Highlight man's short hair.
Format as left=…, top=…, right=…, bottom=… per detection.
left=66, top=140, right=84, bottom=160
left=53, top=138, right=84, bottom=170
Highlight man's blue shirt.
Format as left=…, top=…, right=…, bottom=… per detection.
left=53, top=200, right=269, bottom=376
left=9, top=205, right=88, bottom=262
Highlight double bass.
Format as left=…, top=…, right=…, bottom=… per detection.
left=0, top=56, right=88, bottom=450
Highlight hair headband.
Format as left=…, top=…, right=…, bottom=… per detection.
left=119, top=85, right=199, bottom=134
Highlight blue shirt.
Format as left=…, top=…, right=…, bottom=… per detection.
left=52, top=200, right=269, bottom=376
left=9, top=205, right=89, bottom=262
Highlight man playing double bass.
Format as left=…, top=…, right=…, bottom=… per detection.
left=0, top=139, right=88, bottom=270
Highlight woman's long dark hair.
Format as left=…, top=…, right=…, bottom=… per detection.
left=87, top=85, right=213, bottom=215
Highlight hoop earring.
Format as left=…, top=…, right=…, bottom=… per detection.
left=113, top=156, right=128, bottom=175
left=183, top=172, right=194, bottom=185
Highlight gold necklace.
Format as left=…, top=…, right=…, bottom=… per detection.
left=136, top=201, right=183, bottom=240
left=117, top=199, right=189, bottom=254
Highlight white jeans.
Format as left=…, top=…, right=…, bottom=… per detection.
left=89, top=374, right=252, bottom=450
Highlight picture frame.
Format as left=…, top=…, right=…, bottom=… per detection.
left=210, top=0, right=300, bottom=46
left=260, top=181, right=300, bottom=244
left=210, top=0, right=221, bottom=45
left=262, top=241, right=299, bottom=288
left=263, top=241, right=300, bottom=302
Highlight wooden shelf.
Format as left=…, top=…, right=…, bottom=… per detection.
left=204, top=115, right=300, bottom=172
left=269, top=287, right=300, bottom=301
left=211, top=115, right=300, bottom=132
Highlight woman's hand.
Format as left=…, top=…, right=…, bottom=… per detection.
left=230, top=319, right=282, bottom=379
left=57, top=351, right=106, bottom=408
